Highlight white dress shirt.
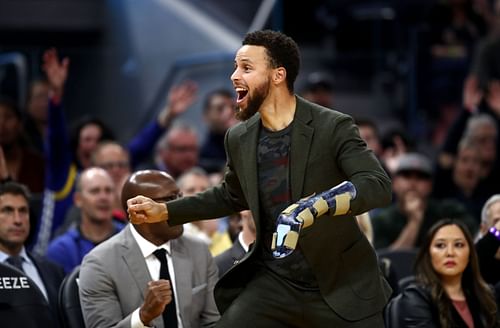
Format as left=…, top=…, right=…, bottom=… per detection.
left=129, top=224, right=183, bottom=328
left=238, top=232, right=250, bottom=253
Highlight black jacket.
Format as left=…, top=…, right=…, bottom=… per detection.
left=397, top=283, right=493, bottom=328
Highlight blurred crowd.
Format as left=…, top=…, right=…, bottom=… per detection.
left=1, top=0, right=500, bottom=326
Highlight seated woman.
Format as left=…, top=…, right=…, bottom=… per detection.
left=397, top=218, right=498, bottom=327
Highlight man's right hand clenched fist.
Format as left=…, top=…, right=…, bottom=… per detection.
left=139, top=280, right=173, bottom=325
left=127, top=195, right=168, bottom=224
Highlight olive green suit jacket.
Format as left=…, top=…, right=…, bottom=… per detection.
left=168, top=96, right=392, bottom=321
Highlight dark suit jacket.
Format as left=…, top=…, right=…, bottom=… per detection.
left=29, top=253, right=65, bottom=309
left=0, top=262, right=54, bottom=328
left=29, top=252, right=65, bottom=327
left=214, top=239, right=246, bottom=278
left=168, top=96, right=392, bottom=321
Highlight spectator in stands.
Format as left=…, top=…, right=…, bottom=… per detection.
left=440, top=113, right=499, bottom=197
left=23, top=78, right=50, bottom=154
left=79, top=169, right=219, bottom=328
left=355, top=118, right=383, bottom=159
left=300, top=71, right=334, bottom=108
left=199, top=89, right=237, bottom=174
left=476, top=194, right=500, bottom=285
left=442, top=0, right=500, bottom=190
left=0, top=182, right=64, bottom=325
left=462, top=0, right=500, bottom=112
left=0, top=97, right=45, bottom=193
left=35, top=48, right=196, bottom=254
left=372, top=152, right=477, bottom=250
left=46, top=167, right=124, bottom=274
left=52, top=141, right=131, bottom=237
left=91, top=141, right=132, bottom=220
left=178, top=167, right=232, bottom=256
left=215, top=210, right=256, bottom=277
left=425, top=0, right=488, bottom=119
left=397, top=219, right=498, bottom=327
left=433, top=136, right=490, bottom=221
left=154, top=122, right=200, bottom=179
left=380, top=127, right=414, bottom=176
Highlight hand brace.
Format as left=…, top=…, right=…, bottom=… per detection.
left=271, top=181, right=357, bottom=258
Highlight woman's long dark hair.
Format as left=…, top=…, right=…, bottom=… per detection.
left=69, top=116, right=115, bottom=169
left=414, top=218, right=498, bottom=327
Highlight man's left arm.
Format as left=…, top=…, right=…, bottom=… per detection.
left=79, top=253, right=133, bottom=328
left=332, top=115, right=392, bottom=214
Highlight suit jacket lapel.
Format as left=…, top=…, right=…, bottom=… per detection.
left=290, top=97, right=314, bottom=200
left=120, top=226, right=152, bottom=300
left=239, top=114, right=261, bottom=229
left=171, top=238, right=192, bottom=326
left=28, top=253, right=55, bottom=307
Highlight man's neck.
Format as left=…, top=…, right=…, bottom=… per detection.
left=80, top=217, right=114, bottom=243
left=241, top=229, right=255, bottom=248
left=0, top=243, right=22, bottom=256
left=259, top=91, right=296, bottom=131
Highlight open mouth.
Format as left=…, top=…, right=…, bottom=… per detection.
left=236, top=88, right=248, bottom=104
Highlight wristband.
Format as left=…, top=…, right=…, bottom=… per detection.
left=489, top=226, right=500, bottom=241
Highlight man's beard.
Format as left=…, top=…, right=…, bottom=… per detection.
left=236, top=79, right=270, bottom=121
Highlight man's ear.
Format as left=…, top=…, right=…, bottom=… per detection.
left=273, top=67, right=287, bottom=85
left=74, top=191, right=82, bottom=208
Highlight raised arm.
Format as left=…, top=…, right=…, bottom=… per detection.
left=127, top=81, right=198, bottom=168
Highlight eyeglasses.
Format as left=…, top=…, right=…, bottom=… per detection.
left=168, top=145, right=198, bottom=153
left=99, top=161, right=130, bottom=170
left=153, top=193, right=181, bottom=202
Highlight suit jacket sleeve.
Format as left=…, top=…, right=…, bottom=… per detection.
left=79, top=252, right=133, bottom=328
left=167, top=128, right=248, bottom=226
left=331, top=114, right=392, bottom=214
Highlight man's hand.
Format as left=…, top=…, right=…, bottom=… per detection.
left=139, top=280, right=172, bottom=325
left=127, top=195, right=168, bottom=224
left=157, top=81, right=198, bottom=127
left=486, top=80, right=500, bottom=115
left=463, top=75, right=482, bottom=113
left=401, top=191, right=425, bottom=224
left=42, top=48, right=69, bottom=100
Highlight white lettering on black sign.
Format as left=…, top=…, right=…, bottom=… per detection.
left=0, top=277, right=30, bottom=289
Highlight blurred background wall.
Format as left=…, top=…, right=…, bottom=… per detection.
left=0, top=0, right=449, bottom=150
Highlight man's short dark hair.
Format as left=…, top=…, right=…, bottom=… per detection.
left=0, top=182, right=31, bottom=203
left=243, top=30, right=300, bottom=93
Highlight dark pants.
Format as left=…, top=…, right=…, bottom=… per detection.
left=216, top=267, right=385, bottom=328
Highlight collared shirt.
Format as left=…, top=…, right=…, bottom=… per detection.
left=238, top=232, right=250, bottom=253
left=129, top=225, right=183, bottom=328
left=0, top=248, right=48, bottom=300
